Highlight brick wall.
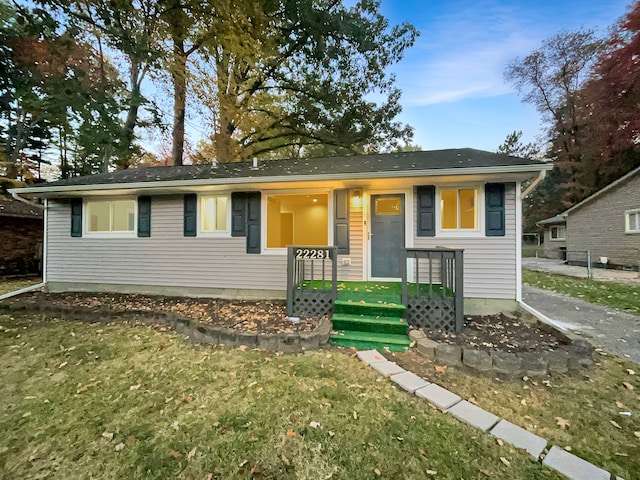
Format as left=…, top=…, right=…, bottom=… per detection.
left=566, top=173, right=640, bottom=269
left=0, top=216, right=43, bottom=275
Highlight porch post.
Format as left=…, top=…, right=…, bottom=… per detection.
left=286, top=246, right=294, bottom=316
left=401, top=249, right=408, bottom=305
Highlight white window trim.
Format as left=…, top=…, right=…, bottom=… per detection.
left=197, top=193, right=231, bottom=237
left=83, top=197, right=137, bottom=238
left=625, top=208, right=640, bottom=234
left=549, top=225, right=566, bottom=241
left=435, top=184, right=485, bottom=238
left=261, top=188, right=333, bottom=255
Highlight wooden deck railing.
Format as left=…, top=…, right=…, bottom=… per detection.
left=401, top=248, right=464, bottom=332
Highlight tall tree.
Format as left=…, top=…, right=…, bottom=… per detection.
left=190, top=0, right=418, bottom=163
left=496, top=130, right=540, bottom=158
left=505, top=30, right=604, bottom=202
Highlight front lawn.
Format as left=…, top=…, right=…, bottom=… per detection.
left=0, top=278, right=41, bottom=296
left=522, top=269, right=640, bottom=316
left=0, top=314, right=559, bottom=480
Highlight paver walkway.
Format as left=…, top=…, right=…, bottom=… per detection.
left=523, top=285, right=640, bottom=365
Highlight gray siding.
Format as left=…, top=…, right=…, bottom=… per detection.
left=413, top=184, right=518, bottom=300
left=337, top=191, right=364, bottom=280
left=542, top=227, right=565, bottom=259
left=566, top=174, right=640, bottom=269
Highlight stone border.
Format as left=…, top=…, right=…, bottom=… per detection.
left=410, top=316, right=595, bottom=377
left=0, top=301, right=332, bottom=353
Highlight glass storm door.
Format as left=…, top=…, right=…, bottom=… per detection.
left=370, top=194, right=405, bottom=278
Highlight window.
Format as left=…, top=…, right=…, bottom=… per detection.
left=266, top=193, right=328, bottom=248
left=626, top=209, right=640, bottom=234
left=440, top=188, right=478, bottom=230
left=200, top=194, right=229, bottom=234
left=550, top=225, right=566, bottom=240
left=86, top=199, right=135, bottom=234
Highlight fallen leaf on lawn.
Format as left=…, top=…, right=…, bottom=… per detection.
left=610, top=420, right=622, bottom=429
left=468, top=397, right=477, bottom=405
left=281, top=454, right=290, bottom=466
left=374, top=468, right=381, bottom=476
left=195, top=356, right=208, bottom=364
left=496, top=439, right=504, bottom=446
left=248, top=436, right=258, bottom=442
left=555, top=417, right=570, bottom=429
left=187, top=447, right=197, bottom=459
left=205, top=474, right=212, bottom=480
left=129, top=384, right=141, bottom=391
left=22, top=412, right=31, bottom=418
left=115, top=443, right=125, bottom=452
left=499, top=457, right=510, bottom=466
left=426, top=470, right=437, bottom=476
left=418, top=448, right=426, bottom=456
left=126, top=436, right=136, bottom=446
left=102, top=431, right=114, bottom=441
left=77, top=381, right=100, bottom=394
left=353, top=411, right=358, bottom=420
left=434, top=365, right=447, bottom=373
left=250, top=464, right=263, bottom=475
left=480, top=468, right=493, bottom=476
left=59, top=362, right=68, bottom=369
left=239, top=460, right=248, bottom=467
left=212, top=421, right=220, bottom=427
left=309, top=421, right=321, bottom=429
left=634, top=431, right=640, bottom=438
left=238, top=345, right=248, bottom=351
left=286, top=429, right=297, bottom=438
left=328, top=431, right=335, bottom=437
left=520, top=399, right=527, bottom=406
left=626, top=369, right=635, bottom=375
left=169, top=450, right=182, bottom=458
left=616, top=401, right=626, bottom=409
left=622, top=382, right=634, bottom=390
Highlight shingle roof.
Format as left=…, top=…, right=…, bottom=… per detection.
left=536, top=214, right=566, bottom=226
left=0, top=196, right=43, bottom=219
left=40, top=148, right=548, bottom=188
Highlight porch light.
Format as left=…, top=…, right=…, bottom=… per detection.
left=352, top=190, right=362, bottom=207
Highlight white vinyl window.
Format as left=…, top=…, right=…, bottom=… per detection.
left=199, top=194, right=229, bottom=234
left=440, top=188, right=479, bottom=231
left=86, top=199, right=136, bottom=235
left=550, top=225, right=566, bottom=240
left=625, top=209, right=640, bottom=234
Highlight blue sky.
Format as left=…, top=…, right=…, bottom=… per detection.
left=377, top=0, right=632, bottom=152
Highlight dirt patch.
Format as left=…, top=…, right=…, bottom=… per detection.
left=424, top=313, right=563, bottom=353
left=6, top=292, right=323, bottom=334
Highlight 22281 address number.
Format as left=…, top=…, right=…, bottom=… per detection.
left=294, top=248, right=331, bottom=260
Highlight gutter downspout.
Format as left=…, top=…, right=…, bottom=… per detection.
left=11, top=191, right=44, bottom=210
left=0, top=282, right=46, bottom=302
left=520, top=170, right=546, bottom=200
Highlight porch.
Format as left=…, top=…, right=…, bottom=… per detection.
left=286, top=247, right=464, bottom=351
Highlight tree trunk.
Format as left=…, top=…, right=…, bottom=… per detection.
left=214, top=51, right=236, bottom=163
left=171, top=36, right=187, bottom=166
left=120, top=61, right=143, bottom=169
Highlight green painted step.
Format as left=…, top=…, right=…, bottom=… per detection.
left=333, top=299, right=406, bottom=317
left=329, top=330, right=411, bottom=352
left=331, top=313, right=409, bottom=335
left=337, top=291, right=401, bottom=304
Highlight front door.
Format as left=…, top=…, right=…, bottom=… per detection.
left=370, top=194, right=405, bottom=278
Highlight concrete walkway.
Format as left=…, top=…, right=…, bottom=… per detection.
left=522, top=258, right=640, bottom=285
left=523, top=285, right=640, bottom=365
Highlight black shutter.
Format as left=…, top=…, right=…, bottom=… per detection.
left=70, top=198, right=82, bottom=237
left=334, top=189, right=350, bottom=254
left=246, top=192, right=261, bottom=253
left=485, top=183, right=505, bottom=236
left=416, top=185, right=435, bottom=237
left=183, top=194, right=197, bottom=237
left=231, top=192, right=247, bottom=237
left=137, top=196, right=151, bottom=237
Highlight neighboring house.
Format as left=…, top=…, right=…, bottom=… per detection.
left=537, top=166, right=640, bottom=269
left=536, top=214, right=566, bottom=260
left=0, top=195, right=43, bottom=276
left=10, top=149, right=551, bottom=314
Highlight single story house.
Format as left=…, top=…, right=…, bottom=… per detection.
left=536, top=214, right=566, bottom=260
left=10, top=149, right=551, bottom=314
left=0, top=193, right=43, bottom=276
left=537, top=165, right=640, bottom=269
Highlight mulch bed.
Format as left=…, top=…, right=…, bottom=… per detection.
left=424, top=313, right=563, bottom=353
left=4, top=292, right=324, bottom=334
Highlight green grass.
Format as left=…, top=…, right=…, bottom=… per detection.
left=0, top=313, right=561, bottom=480
left=522, top=269, right=640, bottom=316
left=0, top=278, right=41, bottom=296
left=300, top=281, right=450, bottom=303
left=395, top=350, right=640, bottom=480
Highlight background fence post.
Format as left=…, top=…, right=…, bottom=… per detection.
left=587, top=250, right=592, bottom=279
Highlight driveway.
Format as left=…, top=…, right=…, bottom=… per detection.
left=522, top=258, right=640, bottom=285
left=523, top=285, right=640, bottom=365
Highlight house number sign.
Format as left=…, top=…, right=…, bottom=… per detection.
left=294, top=248, right=332, bottom=260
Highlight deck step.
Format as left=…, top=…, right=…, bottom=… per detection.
left=333, top=299, right=406, bottom=317
left=331, top=313, right=409, bottom=335
left=329, top=330, right=411, bottom=352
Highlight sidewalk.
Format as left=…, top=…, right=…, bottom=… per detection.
left=522, top=257, right=640, bottom=285
left=523, top=285, right=640, bottom=365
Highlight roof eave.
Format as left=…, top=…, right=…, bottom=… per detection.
left=9, top=163, right=553, bottom=196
